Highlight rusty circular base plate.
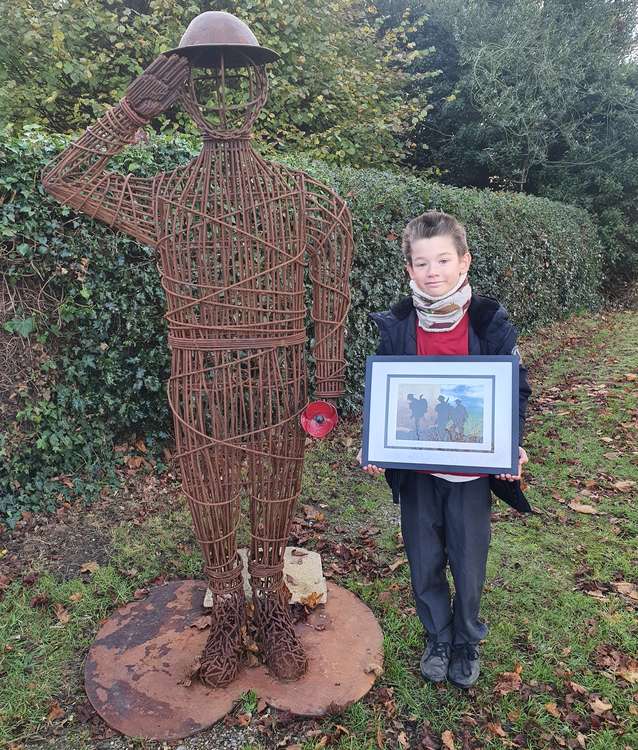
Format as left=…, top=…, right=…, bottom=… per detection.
left=85, top=580, right=383, bottom=741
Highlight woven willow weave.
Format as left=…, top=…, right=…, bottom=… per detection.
left=43, top=52, right=353, bottom=687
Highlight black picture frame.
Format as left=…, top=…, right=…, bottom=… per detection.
left=361, top=355, right=519, bottom=475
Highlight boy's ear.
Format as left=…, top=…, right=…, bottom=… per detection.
left=461, top=252, right=472, bottom=274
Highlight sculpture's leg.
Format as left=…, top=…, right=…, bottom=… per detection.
left=246, top=344, right=308, bottom=680
left=168, top=348, right=246, bottom=687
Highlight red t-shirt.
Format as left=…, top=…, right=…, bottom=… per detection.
left=416, top=313, right=486, bottom=478
left=417, top=310, right=470, bottom=356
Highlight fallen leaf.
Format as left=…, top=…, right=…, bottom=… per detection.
left=46, top=701, right=65, bottom=721
left=30, top=593, right=51, bottom=608
left=0, top=574, right=12, bottom=595
left=545, top=702, right=561, bottom=718
left=603, top=452, right=620, bottom=460
left=189, top=615, right=210, bottom=630
left=594, top=643, right=633, bottom=674
left=485, top=722, right=507, bottom=737
left=611, top=581, right=638, bottom=601
left=418, top=723, right=440, bottom=749
left=388, top=557, right=407, bottom=572
left=126, top=455, right=143, bottom=470
left=615, top=660, right=638, bottom=683
left=135, top=439, right=147, bottom=453
left=301, top=591, right=323, bottom=609
left=613, top=480, right=636, bottom=492
left=68, top=592, right=83, bottom=603
left=376, top=724, right=384, bottom=749
left=397, top=731, right=409, bottom=749
left=441, top=729, right=456, bottom=750
left=80, top=561, right=100, bottom=574
left=362, top=526, right=381, bottom=535
left=364, top=662, right=384, bottom=677
left=494, top=663, right=523, bottom=695
left=585, top=590, right=607, bottom=600
left=568, top=681, right=589, bottom=695
left=568, top=500, right=600, bottom=515
left=54, top=603, right=70, bottom=624
left=291, top=548, right=307, bottom=557
left=302, top=504, right=325, bottom=521
left=625, top=373, right=637, bottom=381
left=589, top=697, right=612, bottom=715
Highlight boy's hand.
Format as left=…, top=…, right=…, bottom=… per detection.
left=357, top=448, right=384, bottom=477
left=496, top=446, right=528, bottom=482
left=126, top=54, right=190, bottom=118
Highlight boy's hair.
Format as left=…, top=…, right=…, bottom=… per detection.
left=402, top=210, right=468, bottom=264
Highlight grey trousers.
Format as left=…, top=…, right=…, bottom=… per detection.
left=399, top=473, right=492, bottom=645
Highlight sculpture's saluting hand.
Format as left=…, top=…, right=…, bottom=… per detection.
left=125, top=54, right=191, bottom=118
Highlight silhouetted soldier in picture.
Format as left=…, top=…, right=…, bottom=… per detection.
left=435, top=395, right=452, bottom=440
left=452, top=398, right=468, bottom=440
left=42, top=12, right=353, bottom=688
left=407, top=393, right=428, bottom=439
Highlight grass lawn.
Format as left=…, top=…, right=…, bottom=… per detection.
left=1, top=309, right=637, bottom=749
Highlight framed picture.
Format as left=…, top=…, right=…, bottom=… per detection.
left=361, top=356, right=519, bottom=475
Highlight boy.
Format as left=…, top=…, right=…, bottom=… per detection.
left=361, top=211, right=531, bottom=688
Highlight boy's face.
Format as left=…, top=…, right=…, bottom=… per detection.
left=407, top=234, right=471, bottom=297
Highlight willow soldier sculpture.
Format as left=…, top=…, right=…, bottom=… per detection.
left=42, top=12, right=353, bottom=688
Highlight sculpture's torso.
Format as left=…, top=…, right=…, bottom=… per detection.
left=153, top=142, right=307, bottom=347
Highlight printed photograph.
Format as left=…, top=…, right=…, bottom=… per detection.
left=394, top=382, right=486, bottom=444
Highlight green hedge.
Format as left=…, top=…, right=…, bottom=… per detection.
left=0, top=127, right=602, bottom=522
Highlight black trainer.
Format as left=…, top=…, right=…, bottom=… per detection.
left=448, top=643, right=480, bottom=688
left=420, top=638, right=451, bottom=683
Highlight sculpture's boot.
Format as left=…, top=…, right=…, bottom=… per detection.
left=199, top=559, right=246, bottom=688
left=250, top=563, right=308, bottom=681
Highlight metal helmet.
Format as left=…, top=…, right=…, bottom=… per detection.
left=165, top=11, right=279, bottom=69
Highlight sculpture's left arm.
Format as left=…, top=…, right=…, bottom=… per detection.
left=303, top=175, right=354, bottom=399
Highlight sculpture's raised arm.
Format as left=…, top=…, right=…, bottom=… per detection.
left=302, top=174, right=354, bottom=400
left=42, top=54, right=190, bottom=247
